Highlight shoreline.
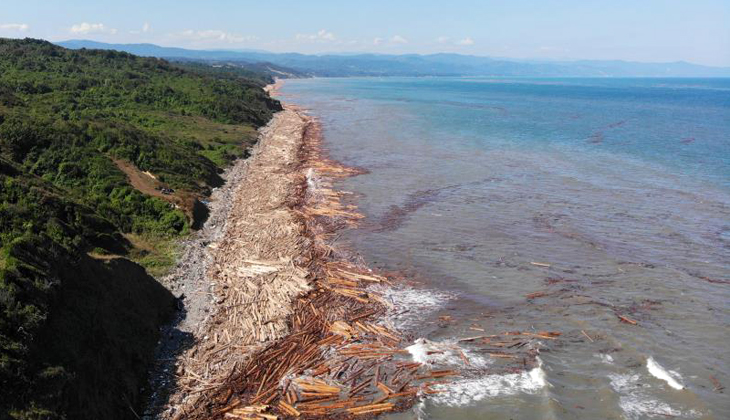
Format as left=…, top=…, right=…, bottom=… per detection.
left=144, top=116, right=267, bottom=417
left=149, top=77, right=728, bottom=420
left=156, top=101, right=313, bottom=418
left=150, top=80, right=552, bottom=420
left=154, top=84, right=449, bottom=419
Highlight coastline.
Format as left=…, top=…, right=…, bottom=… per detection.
left=144, top=100, right=296, bottom=417
left=257, top=77, right=730, bottom=420
left=154, top=83, right=451, bottom=419
left=143, top=75, right=730, bottom=420
left=155, top=99, right=312, bottom=418
left=148, top=80, right=563, bottom=420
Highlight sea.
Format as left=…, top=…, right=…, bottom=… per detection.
left=277, top=77, right=730, bottom=420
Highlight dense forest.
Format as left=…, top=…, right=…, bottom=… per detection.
left=0, top=38, right=282, bottom=419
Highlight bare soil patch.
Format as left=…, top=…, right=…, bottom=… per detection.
left=112, top=158, right=201, bottom=224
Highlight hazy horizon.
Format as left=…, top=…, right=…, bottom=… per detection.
left=48, top=39, right=730, bottom=68
left=2, top=0, right=729, bottom=67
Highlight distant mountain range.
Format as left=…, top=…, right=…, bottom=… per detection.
left=57, top=40, right=730, bottom=78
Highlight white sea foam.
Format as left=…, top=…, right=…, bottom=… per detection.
left=608, top=373, right=697, bottom=419
left=370, top=284, right=454, bottom=330
left=619, top=395, right=684, bottom=419
left=646, top=357, right=684, bottom=390
left=413, top=400, right=427, bottom=420
left=609, top=373, right=640, bottom=393
left=428, top=357, right=548, bottom=407
left=406, top=338, right=491, bottom=369
left=596, top=353, right=614, bottom=364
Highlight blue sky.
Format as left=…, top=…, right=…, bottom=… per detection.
left=2, top=0, right=729, bottom=66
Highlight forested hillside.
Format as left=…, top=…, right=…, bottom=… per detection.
left=0, top=38, right=281, bottom=419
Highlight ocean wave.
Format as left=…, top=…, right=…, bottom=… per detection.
left=370, top=284, right=455, bottom=330
left=428, top=357, right=548, bottom=407
left=609, top=373, right=696, bottom=419
left=406, top=338, right=492, bottom=369
left=646, top=356, right=684, bottom=390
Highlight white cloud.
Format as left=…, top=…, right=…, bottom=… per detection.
left=372, top=35, right=410, bottom=48
left=70, top=22, right=117, bottom=35
left=0, top=23, right=29, bottom=32
left=537, top=46, right=570, bottom=54
left=437, top=36, right=450, bottom=44
left=295, top=29, right=336, bottom=42
left=130, top=22, right=152, bottom=35
left=456, top=37, right=475, bottom=46
left=174, top=29, right=256, bottom=44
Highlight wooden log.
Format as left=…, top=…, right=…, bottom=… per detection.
left=347, top=402, right=395, bottom=415
left=376, top=382, right=394, bottom=395
left=349, top=380, right=370, bottom=397
left=617, top=314, right=638, bottom=325
left=278, top=401, right=300, bottom=417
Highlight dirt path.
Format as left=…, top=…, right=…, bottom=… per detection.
left=112, top=158, right=167, bottom=199
left=112, top=158, right=200, bottom=223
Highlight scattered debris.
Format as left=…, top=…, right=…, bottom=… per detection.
left=710, top=375, right=724, bottom=393
left=159, top=94, right=561, bottom=420
left=617, top=314, right=638, bottom=325
left=530, top=262, right=552, bottom=268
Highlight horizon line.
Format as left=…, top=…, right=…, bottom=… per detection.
left=45, top=38, right=730, bottom=69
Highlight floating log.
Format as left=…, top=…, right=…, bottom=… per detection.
left=617, top=314, right=638, bottom=325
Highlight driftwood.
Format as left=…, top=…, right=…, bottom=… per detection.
left=617, top=314, right=638, bottom=325
left=163, top=95, right=560, bottom=420
left=161, top=105, right=449, bottom=420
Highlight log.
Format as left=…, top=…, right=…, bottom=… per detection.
left=617, top=314, right=638, bottom=325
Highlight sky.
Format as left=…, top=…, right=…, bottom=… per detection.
left=2, top=0, right=729, bottom=66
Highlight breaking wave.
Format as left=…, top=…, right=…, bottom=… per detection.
left=609, top=372, right=697, bottom=419
left=406, top=338, right=492, bottom=369
left=428, top=357, right=548, bottom=407
left=646, top=356, right=684, bottom=390
left=370, top=284, right=455, bottom=330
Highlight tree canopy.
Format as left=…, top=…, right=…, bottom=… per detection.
left=0, top=38, right=281, bottom=419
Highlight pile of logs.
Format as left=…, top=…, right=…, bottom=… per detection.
left=188, top=256, right=455, bottom=419
left=171, top=112, right=559, bottom=420
left=174, top=114, right=448, bottom=420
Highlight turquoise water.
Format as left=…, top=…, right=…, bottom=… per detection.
left=288, top=77, right=730, bottom=188
left=279, top=78, right=730, bottom=419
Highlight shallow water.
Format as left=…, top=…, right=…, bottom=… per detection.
left=278, top=77, right=730, bottom=419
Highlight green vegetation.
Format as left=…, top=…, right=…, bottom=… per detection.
left=0, top=38, right=280, bottom=235
left=0, top=38, right=281, bottom=419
